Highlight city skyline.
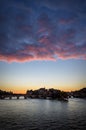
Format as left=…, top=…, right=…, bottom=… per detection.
left=0, top=0, right=86, bottom=93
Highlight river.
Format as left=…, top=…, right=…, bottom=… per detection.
left=0, top=98, right=86, bottom=130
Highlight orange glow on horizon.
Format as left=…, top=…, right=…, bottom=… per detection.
left=13, top=90, right=26, bottom=94
left=0, top=85, right=83, bottom=94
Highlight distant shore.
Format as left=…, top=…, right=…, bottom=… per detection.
left=0, top=87, right=86, bottom=100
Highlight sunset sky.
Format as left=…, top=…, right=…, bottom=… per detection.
left=0, top=0, right=86, bottom=93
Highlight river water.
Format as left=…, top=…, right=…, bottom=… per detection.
left=0, top=98, right=86, bottom=130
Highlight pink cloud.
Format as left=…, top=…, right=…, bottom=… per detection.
left=0, top=7, right=86, bottom=63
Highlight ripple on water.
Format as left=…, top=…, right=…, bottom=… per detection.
left=0, top=98, right=86, bottom=130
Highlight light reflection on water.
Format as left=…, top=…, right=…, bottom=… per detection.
left=0, top=98, right=86, bottom=130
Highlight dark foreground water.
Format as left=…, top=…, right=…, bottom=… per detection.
left=0, top=98, right=86, bottom=130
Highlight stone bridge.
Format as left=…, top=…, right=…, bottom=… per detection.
left=0, top=94, right=27, bottom=99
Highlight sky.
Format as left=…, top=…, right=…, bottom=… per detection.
left=0, top=0, right=86, bottom=93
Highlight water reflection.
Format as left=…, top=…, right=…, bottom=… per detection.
left=0, top=98, right=86, bottom=130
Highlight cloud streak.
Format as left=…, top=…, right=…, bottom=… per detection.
left=0, top=0, right=86, bottom=62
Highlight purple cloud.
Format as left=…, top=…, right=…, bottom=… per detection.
left=0, top=0, right=86, bottom=62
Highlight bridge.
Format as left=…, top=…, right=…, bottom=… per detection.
left=0, top=94, right=28, bottom=99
